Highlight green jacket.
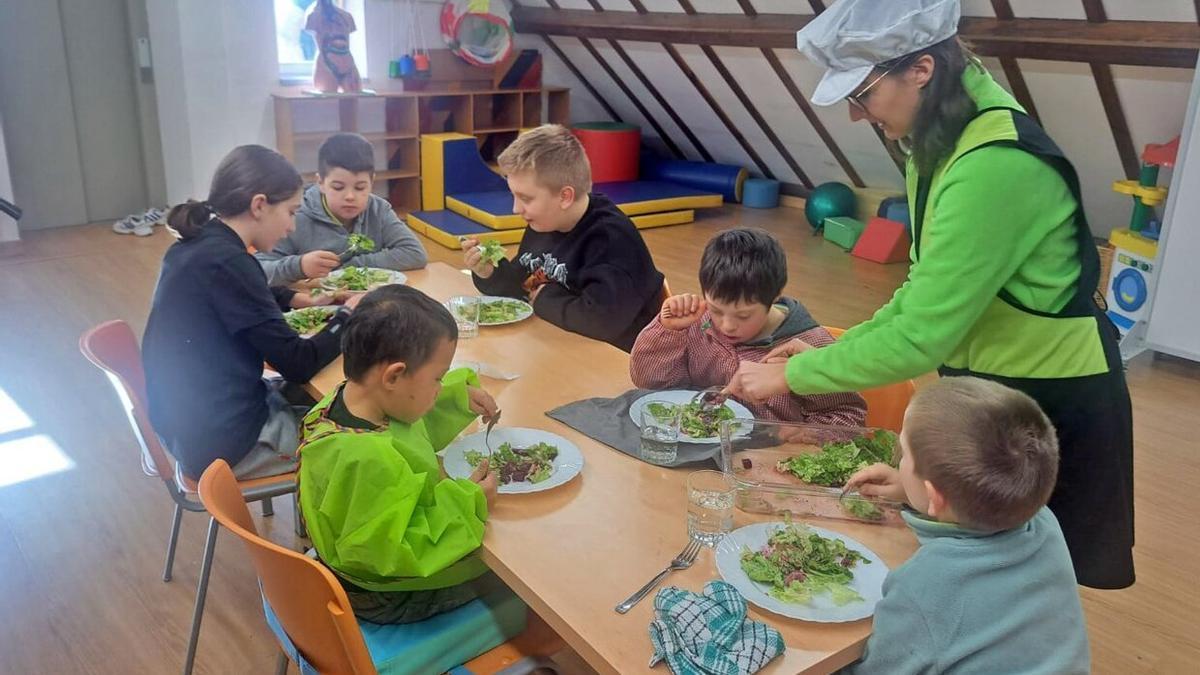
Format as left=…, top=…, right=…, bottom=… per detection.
left=787, top=65, right=1109, bottom=394
left=297, top=368, right=489, bottom=592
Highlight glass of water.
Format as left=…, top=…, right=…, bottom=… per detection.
left=687, top=470, right=735, bottom=546
left=640, top=400, right=680, bottom=465
left=449, top=295, right=480, bottom=339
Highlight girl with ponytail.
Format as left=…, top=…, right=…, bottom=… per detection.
left=143, top=145, right=361, bottom=480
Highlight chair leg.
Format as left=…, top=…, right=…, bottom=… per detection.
left=292, top=492, right=307, bottom=539
left=182, top=517, right=219, bottom=675
left=261, top=497, right=275, bottom=517
left=274, top=651, right=289, bottom=675
left=163, top=503, right=184, bottom=583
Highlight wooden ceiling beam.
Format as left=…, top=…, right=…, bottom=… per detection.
left=512, top=8, right=1200, bottom=69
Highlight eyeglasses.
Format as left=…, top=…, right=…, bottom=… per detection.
left=846, top=61, right=903, bottom=113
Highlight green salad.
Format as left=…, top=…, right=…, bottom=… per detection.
left=740, top=521, right=870, bottom=605
left=776, top=429, right=899, bottom=487
left=477, top=299, right=530, bottom=325
left=466, top=442, right=558, bottom=485
left=285, top=307, right=333, bottom=335
left=841, top=496, right=884, bottom=521
left=477, top=239, right=506, bottom=265
left=646, top=400, right=737, bottom=438
left=346, top=233, right=376, bottom=255
left=323, top=266, right=393, bottom=291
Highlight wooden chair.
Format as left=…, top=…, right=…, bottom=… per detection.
left=79, top=320, right=300, bottom=675
left=198, top=460, right=565, bottom=675
left=824, top=326, right=916, bottom=433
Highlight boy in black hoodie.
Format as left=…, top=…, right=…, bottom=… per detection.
left=462, top=124, right=664, bottom=352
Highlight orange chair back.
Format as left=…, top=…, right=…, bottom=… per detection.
left=824, top=326, right=915, bottom=433
left=79, top=320, right=176, bottom=482
left=657, top=279, right=673, bottom=309
left=198, top=460, right=376, bottom=675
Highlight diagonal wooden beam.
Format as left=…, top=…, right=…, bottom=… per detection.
left=538, top=35, right=622, bottom=123
left=989, top=0, right=1041, bottom=124
left=808, top=1, right=827, bottom=13
left=511, top=8, right=1200, bottom=68
left=543, top=1, right=684, bottom=158
left=678, top=0, right=810, bottom=187
left=1082, top=1, right=1141, bottom=179
left=729, top=0, right=863, bottom=186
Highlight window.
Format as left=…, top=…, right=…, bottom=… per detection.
left=275, top=0, right=368, bottom=84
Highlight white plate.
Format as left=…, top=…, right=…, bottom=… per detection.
left=715, top=522, right=887, bottom=622
left=283, top=306, right=337, bottom=337
left=477, top=296, right=534, bottom=326
left=321, top=267, right=407, bottom=291
left=443, top=427, right=583, bottom=494
left=629, top=390, right=753, bottom=444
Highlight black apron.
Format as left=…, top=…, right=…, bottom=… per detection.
left=918, top=109, right=1135, bottom=589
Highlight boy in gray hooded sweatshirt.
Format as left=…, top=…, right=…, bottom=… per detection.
left=256, top=133, right=427, bottom=285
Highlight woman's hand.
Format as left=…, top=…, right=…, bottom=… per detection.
left=763, top=338, right=814, bottom=364
left=724, top=360, right=792, bottom=403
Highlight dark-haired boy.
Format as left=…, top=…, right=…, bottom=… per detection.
left=630, top=227, right=864, bottom=426
left=297, top=284, right=502, bottom=624
left=257, top=132, right=427, bottom=285
left=840, top=377, right=1090, bottom=674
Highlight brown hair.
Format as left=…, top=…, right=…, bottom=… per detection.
left=167, top=145, right=302, bottom=240
left=904, top=377, right=1058, bottom=531
left=497, top=124, right=592, bottom=195
left=879, top=37, right=979, bottom=177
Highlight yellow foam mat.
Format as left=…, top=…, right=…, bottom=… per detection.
left=618, top=194, right=723, bottom=216
left=408, top=213, right=526, bottom=250
left=446, top=197, right=527, bottom=230
left=631, top=210, right=694, bottom=229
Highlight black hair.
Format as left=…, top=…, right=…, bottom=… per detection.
left=341, top=285, right=458, bottom=381
left=881, top=37, right=978, bottom=176
left=318, top=132, right=376, bottom=176
left=698, top=228, right=788, bottom=307
left=166, top=145, right=301, bottom=240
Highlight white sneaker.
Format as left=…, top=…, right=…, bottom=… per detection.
left=112, top=214, right=154, bottom=236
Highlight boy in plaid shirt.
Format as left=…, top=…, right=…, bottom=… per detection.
left=630, top=228, right=864, bottom=426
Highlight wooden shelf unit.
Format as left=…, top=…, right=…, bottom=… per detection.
left=273, top=87, right=570, bottom=216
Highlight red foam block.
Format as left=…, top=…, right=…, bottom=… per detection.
left=852, top=217, right=911, bottom=264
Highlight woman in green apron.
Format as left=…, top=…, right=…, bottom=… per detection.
left=728, top=0, right=1134, bottom=589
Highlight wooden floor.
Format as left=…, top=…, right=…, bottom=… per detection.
left=0, top=206, right=1195, bottom=674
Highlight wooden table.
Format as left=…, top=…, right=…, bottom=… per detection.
left=308, top=262, right=919, bottom=674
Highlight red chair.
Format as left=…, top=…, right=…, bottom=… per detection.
left=80, top=319, right=299, bottom=675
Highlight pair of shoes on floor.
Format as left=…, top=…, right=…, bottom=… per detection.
left=112, top=206, right=167, bottom=236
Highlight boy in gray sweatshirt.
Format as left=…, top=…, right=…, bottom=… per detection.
left=842, top=377, right=1090, bottom=674
left=257, top=133, right=427, bottom=285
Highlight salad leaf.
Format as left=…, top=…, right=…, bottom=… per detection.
left=285, top=307, right=332, bottom=335
left=346, top=233, right=376, bottom=255
left=324, top=266, right=393, bottom=291
left=477, top=240, right=506, bottom=265
left=680, top=401, right=736, bottom=438
left=466, top=441, right=558, bottom=485
left=776, top=429, right=899, bottom=487
left=477, top=299, right=530, bottom=325
left=841, top=496, right=884, bottom=521
left=739, top=521, right=869, bottom=605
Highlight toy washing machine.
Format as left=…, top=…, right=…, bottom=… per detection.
left=1104, top=228, right=1159, bottom=335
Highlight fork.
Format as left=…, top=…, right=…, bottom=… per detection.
left=614, top=538, right=703, bottom=614
left=484, top=410, right=501, bottom=455
left=689, top=386, right=727, bottom=412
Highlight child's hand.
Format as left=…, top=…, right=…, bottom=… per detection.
left=461, top=238, right=495, bottom=279
left=528, top=283, right=548, bottom=305
left=845, top=463, right=907, bottom=503
left=659, top=293, right=706, bottom=331
left=340, top=292, right=365, bottom=310
left=468, top=458, right=498, bottom=506
left=467, top=386, right=499, bottom=420
left=763, top=338, right=814, bottom=363
left=301, top=250, right=341, bottom=279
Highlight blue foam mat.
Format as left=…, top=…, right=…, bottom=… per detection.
left=410, top=210, right=497, bottom=236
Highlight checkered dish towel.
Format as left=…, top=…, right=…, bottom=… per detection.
left=649, top=581, right=785, bottom=675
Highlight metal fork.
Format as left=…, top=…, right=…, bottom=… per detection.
left=689, top=386, right=727, bottom=412
left=615, top=538, right=703, bottom=614
left=484, top=410, right=501, bottom=455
